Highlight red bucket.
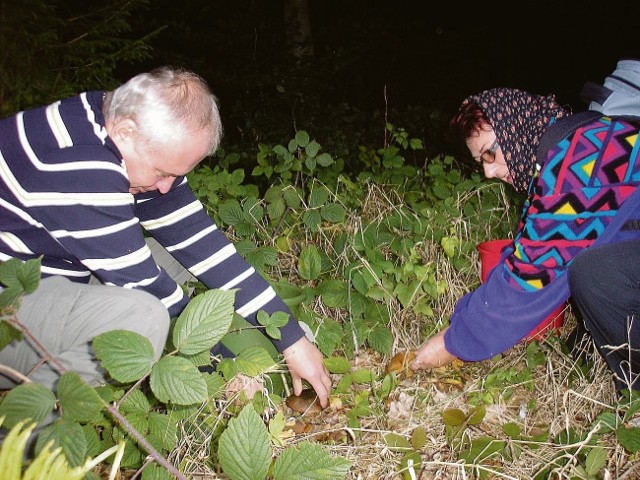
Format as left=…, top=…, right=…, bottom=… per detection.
left=477, top=239, right=565, bottom=341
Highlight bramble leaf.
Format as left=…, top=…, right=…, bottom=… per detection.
left=173, top=289, right=235, bottom=356
left=219, top=405, right=271, bottom=480
left=57, top=372, right=103, bottom=422
left=93, top=330, right=155, bottom=383
left=616, top=426, right=640, bottom=453
left=235, top=346, right=276, bottom=376
left=149, top=356, right=207, bottom=405
left=0, top=383, right=56, bottom=429
left=0, top=320, right=22, bottom=350
left=35, top=419, right=87, bottom=467
left=272, top=441, right=351, bottom=480
left=0, top=257, right=40, bottom=293
left=298, top=245, right=322, bottom=280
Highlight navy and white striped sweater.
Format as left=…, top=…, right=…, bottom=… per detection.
left=0, top=90, right=304, bottom=352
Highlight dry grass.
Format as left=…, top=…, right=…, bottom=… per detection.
left=172, top=183, right=638, bottom=480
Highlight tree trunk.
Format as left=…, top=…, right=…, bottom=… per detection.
left=283, top=0, right=314, bottom=59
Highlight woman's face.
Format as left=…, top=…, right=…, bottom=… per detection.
left=466, top=127, right=513, bottom=186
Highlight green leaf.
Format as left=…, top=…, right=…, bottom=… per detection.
left=316, top=152, right=334, bottom=167
left=271, top=280, right=305, bottom=306
left=309, top=187, right=329, bottom=208
left=298, top=245, right=322, bottom=280
left=219, top=200, right=245, bottom=226
left=235, top=346, right=276, bottom=376
left=267, top=198, right=286, bottom=222
left=221, top=314, right=279, bottom=360
left=272, top=441, right=351, bottom=480
left=120, top=389, right=150, bottom=415
left=467, top=405, right=486, bottom=425
left=305, top=140, right=320, bottom=158
left=256, top=310, right=289, bottom=341
left=440, top=236, right=459, bottom=258
left=283, top=187, right=302, bottom=209
left=149, top=356, right=208, bottom=405
left=616, top=426, right=640, bottom=453
left=324, top=356, right=351, bottom=374
left=503, top=422, right=522, bottom=438
left=257, top=310, right=289, bottom=329
left=0, top=419, right=31, bottom=478
left=585, top=446, right=607, bottom=476
left=302, top=209, right=322, bottom=231
left=0, top=258, right=41, bottom=293
left=460, top=436, right=505, bottom=464
left=317, top=279, right=348, bottom=308
left=442, top=408, right=466, bottom=427
left=0, top=383, right=56, bottom=429
left=0, top=286, right=23, bottom=309
left=149, top=412, right=177, bottom=451
left=320, top=203, right=346, bottom=223
left=399, top=451, right=422, bottom=480
left=93, top=330, right=156, bottom=383
left=141, top=463, right=174, bottom=480
left=219, top=404, right=272, bottom=480
left=304, top=156, right=317, bottom=172
left=0, top=320, right=23, bottom=350
left=83, top=423, right=101, bottom=457
left=268, top=410, right=287, bottom=447
left=367, top=324, right=393, bottom=355
left=173, top=289, right=235, bottom=355
left=35, top=419, right=87, bottom=467
left=411, top=427, right=427, bottom=449
left=315, top=318, right=343, bottom=357
left=384, top=432, right=412, bottom=452
left=295, top=130, right=310, bottom=148
left=57, top=372, right=104, bottom=422
left=351, top=368, right=376, bottom=384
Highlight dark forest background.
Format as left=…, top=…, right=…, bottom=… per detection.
left=3, top=0, right=640, bottom=160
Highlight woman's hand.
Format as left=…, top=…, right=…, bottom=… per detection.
left=282, top=337, right=332, bottom=407
left=410, top=326, right=457, bottom=370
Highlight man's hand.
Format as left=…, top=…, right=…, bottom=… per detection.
left=410, top=327, right=457, bottom=370
left=282, top=337, right=332, bottom=407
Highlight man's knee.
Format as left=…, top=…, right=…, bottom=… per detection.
left=117, top=289, right=170, bottom=359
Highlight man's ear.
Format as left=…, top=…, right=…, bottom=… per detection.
left=109, top=117, right=138, bottom=143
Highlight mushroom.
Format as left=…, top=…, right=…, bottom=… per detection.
left=285, top=388, right=324, bottom=414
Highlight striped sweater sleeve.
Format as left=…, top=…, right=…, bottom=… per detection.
left=134, top=180, right=305, bottom=352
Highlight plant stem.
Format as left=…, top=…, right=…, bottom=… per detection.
left=9, top=314, right=186, bottom=480
left=106, top=404, right=187, bottom=480
left=0, top=363, right=31, bottom=384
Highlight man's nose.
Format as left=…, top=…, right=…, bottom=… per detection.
left=156, top=177, right=174, bottom=193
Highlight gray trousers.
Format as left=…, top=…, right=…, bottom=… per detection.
left=0, top=239, right=185, bottom=391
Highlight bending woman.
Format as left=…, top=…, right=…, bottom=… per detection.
left=410, top=88, right=640, bottom=392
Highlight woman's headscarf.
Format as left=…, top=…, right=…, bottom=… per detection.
left=463, top=88, right=570, bottom=193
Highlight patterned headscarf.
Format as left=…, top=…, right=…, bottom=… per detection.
left=463, top=88, right=570, bottom=193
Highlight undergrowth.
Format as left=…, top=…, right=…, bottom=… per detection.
left=1, top=125, right=638, bottom=479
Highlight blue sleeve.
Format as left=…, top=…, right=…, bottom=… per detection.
left=444, top=244, right=569, bottom=361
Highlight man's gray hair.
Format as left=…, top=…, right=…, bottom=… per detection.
left=103, top=67, right=222, bottom=155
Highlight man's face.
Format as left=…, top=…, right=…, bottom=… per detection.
left=108, top=118, right=210, bottom=194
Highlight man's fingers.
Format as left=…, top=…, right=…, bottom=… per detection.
left=291, top=375, right=303, bottom=396
left=309, top=379, right=329, bottom=407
